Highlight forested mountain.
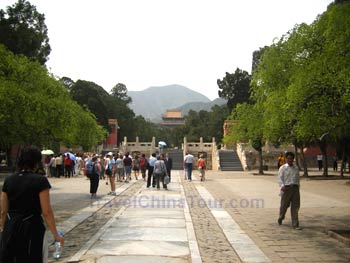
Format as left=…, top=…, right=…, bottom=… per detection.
left=127, top=84, right=223, bottom=122
left=176, top=98, right=227, bottom=116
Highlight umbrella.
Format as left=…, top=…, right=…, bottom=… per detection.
left=158, top=141, right=167, bottom=147
left=64, top=152, right=76, bottom=161
left=41, top=149, right=54, bottom=155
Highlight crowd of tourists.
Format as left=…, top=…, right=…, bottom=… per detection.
left=85, top=151, right=175, bottom=198
left=40, top=151, right=207, bottom=199
left=82, top=151, right=207, bottom=199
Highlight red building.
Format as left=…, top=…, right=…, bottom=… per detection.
left=104, top=119, right=119, bottom=148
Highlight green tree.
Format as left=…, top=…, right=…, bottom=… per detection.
left=207, top=104, right=229, bottom=145
left=70, top=80, right=109, bottom=128
left=0, top=44, right=106, bottom=154
left=110, top=83, right=132, bottom=104
left=0, top=0, right=51, bottom=64
left=217, top=68, right=251, bottom=112
left=251, top=1, right=350, bottom=176
left=292, top=1, right=350, bottom=176
left=251, top=46, right=268, bottom=74
left=60, top=76, right=75, bottom=92
left=224, top=103, right=266, bottom=174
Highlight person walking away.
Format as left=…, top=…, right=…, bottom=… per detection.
left=90, top=156, right=101, bottom=199
left=0, top=147, right=64, bottom=262
left=277, top=153, right=286, bottom=169
left=184, top=152, right=194, bottom=181
left=147, top=153, right=157, bottom=188
left=104, top=153, right=112, bottom=184
left=139, top=153, right=148, bottom=181
left=132, top=153, right=139, bottom=180
left=74, top=155, right=82, bottom=176
left=55, top=154, right=63, bottom=178
left=332, top=154, right=338, bottom=172
left=123, top=153, right=132, bottom=183
left=44, top=155, right=51, bottom=177
left=115, top=154, right=124, bottom=182
left=197, top=154, right=206, bottom=181
left=317, top=154, right=323, bottom=171
left=164, top=153, right=173, bottom=183
left=106, top=153, right=116, bottom=195
left=64, top=154, right=72, bottom=178
left=49, top=154, right=56, bottom=178
left=278, top=151, right=301, bottom=230
left=153, top=154, right=168, bottom=190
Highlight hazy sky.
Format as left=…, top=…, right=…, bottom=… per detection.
left=1, top=0, right=333, bottom=100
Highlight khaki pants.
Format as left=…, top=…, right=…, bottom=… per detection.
left=279, top=185, right=300, bottom=227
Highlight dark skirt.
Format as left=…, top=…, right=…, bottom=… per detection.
left=0, top=214, right=45, bottom=263
left=90, top=174, right=99, bottom=194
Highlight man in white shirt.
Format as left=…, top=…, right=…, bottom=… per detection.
left=147, top=153, right=157, bottom=188
left=184, top=152, right=194, bottom=181
left=278, top=152, right=301, bottom=230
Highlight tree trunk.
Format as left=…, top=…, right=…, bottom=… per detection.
left=340, top=150, right=345, bottom=177
left=258, top=148, right=264, bottom=175
left=294, top=145, right=301, bottom=170
left=300, top=146, right=308, bottom=177
left=319, top=141, right=328, bottom=177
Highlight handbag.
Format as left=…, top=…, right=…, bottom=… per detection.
left=106, top=167, right=112, bottom=176
left=164, top=175, right=170, bottom=184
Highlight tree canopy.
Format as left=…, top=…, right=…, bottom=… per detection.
left=217, top=68, right=251, bottom=112
left=0, top=44, right=106, bottom=152
left=0, top=0, right=51, bottom=64
left=224, top=1, right=350, bottom=175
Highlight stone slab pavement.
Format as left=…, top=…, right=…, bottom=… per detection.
left=67, top=171, right=202, bottom=263
left=1, top=168, right=349, bottom=263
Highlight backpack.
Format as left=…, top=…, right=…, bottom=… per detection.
left=85, top=158, right=94, bottom=178
left=139, top=157, right=148, bottom=168
left=123, top=157, right=132, bottom=166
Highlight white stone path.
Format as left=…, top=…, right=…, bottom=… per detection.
left=68, top=171, right=201, bottom=263
left=66, top=171, right=272, bottom=263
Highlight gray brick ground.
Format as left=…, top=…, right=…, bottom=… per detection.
left=182, top=177, right=241, bottom=263
left=202, top=170, right=350, bottom=263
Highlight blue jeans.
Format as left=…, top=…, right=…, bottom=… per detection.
left=185, top=163, right=193, bottom=180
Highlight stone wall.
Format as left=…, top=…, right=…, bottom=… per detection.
left=236, top=143, right=295, bottom=171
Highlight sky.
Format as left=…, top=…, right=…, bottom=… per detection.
left=1, top=0, right=333, bottom=100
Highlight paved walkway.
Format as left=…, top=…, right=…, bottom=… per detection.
left=2, top=168, right=349, bottom=262
left=67, top=171, right=201, bottom=263
left=201, top=170, right=350, bottom=263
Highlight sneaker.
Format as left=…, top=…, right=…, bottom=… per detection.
left=293, top=226, right=302, bottom=230
left=111, top=192, right=117, bottom=196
